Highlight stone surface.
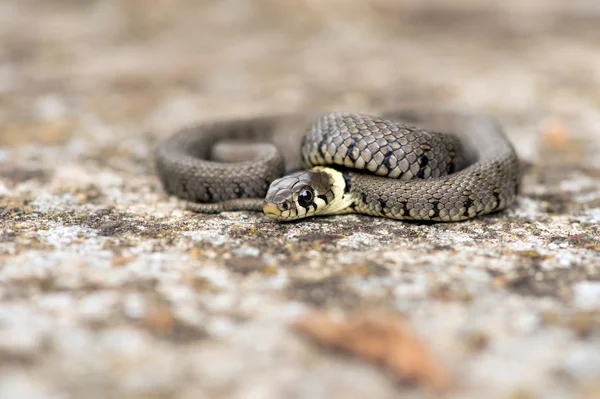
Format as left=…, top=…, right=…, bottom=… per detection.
left=1, top=1, right=599, bottom=398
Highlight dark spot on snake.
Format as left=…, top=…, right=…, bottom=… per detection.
left=234, top=184, right=246, bottom=198
left=378, top=199, right=387, bottom=212
left=463, top=197, right=474, bottom=217
left=399, top=201, right=409, bottom=215
left=341, top=171, right=352, bottom=193
left=317, top=194, right=329, bottom=205
left=298, top=203, right=311, bottom=212
left=383, top=146, right=394, bottom=171
left=447, top=160, right=456, bottom=175
left=300, top=137, right=308, bottom=163
left=179, top=180, right=190, bottom=199
left=318, top=143, right=327, bottom=159
left=346, top=141, right=358, bottom=161
left=361, top=192, right=368, bottom=204
left=416, top=155, right=429, bottom=179
left=431, top=200, right=441, bottom=219
left=205, top=186, right=213, bottom=202
left=492, top=190, right=502, bottom=211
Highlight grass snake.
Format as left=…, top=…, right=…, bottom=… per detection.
left=155, top=110, right=520, bottom=222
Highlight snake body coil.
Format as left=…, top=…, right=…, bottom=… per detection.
left=155, top=110, right=520, bottom=222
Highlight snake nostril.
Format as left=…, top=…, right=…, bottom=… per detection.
left=281, top=202, right=289, bottom=211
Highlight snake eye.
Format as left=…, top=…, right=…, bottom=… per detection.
left=298, top=188, right=314, bottom=208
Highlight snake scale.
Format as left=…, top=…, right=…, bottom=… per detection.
left=155, top=110, right=520, bottom=222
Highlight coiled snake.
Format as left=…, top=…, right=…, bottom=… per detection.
left=155, top=110, right=520, bottom=222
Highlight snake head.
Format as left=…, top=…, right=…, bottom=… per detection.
left=263, top=167, right=350, bottom=221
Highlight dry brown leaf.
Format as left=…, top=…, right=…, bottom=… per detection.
left=292, top=311, right=452, bottom=393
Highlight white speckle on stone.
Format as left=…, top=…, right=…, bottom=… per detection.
left=427, top=228, right=475, bottom=244
left=0, top=373, right=63, bottom=399
left=337, top=232, right=378, bottom=248
left=509, top=197, right=545, bottom=219
left=64, top=138, right=89, bottom=157
left=281, top=301, right=309, bottom=321
left=97, top=328, right=152, bottom=360
left=38, top=293, right=75, bottom=312
left=284, top=231, right=299, bottom=240
left=263, top=272, right=289, bottom=290
left=555, top=251, right=575, bottom=267
left=462, top=268, right=492, bottom=284
left=261, top=253, right=277, bottom=265
left=206, top=316, right=236, bottom=337
left=350, top=276, right=388, bottom=298
left=0, top=149, right=8, bottom=162
left=51, top=326, right=94, bottom=355
left=0, top=325, right=44, bottom=357
left=574, top=191, right=600, bottom=204
left=78, top=292, right=119, bottom=321
left=206, top=293, right=236, bottom=312
left=505, top=240, right=543, bottom=252
left=160, top=284, right=195, bottom=303
left=35, top=94, right=68, bottom=120
left=31, top=192, right=80, bottom=212
left=232, top=245, right=260, bottom=257
left=573, top=281, right=600, bottom=309
left=580, top=208, right=600, bottom=224
left=173, top=304, right=204, bottom=326
left=238, top=293, right=268, bottom=313
left=123, top=293, right=147, bottom=319
left=561, top=344, right=600, bottom=379
left=170, top=208, right=186, bottom=218
left=510, top=311, right=540, bottom=334
left=36, top=225, right=96, bottom=249
left=393, top=274, right=428, bottom=300
left=220, top=212, right=250, bottom=220
left=375, top=228, right=391, bottom=236
left=0, top=181, right=9, bottom=196
left=182, top=231, right=230, bottom=246
left=54, top=166, right=123, bottom=189
left=337, top=252, right=358, bottom=264
left=559, top=174, right=597, bottom=193
left=121, top=355, right=182, bottom=395
left=195, top=267, right=234, bottom=290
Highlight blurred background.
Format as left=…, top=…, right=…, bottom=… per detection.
left=1, top=0, right=599, bottom=157
left=1, top=2, right=600, bottom=398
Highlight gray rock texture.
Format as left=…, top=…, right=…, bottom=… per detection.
left=1, top=1, right=599, bottom=398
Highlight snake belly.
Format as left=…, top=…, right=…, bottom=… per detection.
left=155, top=110, right=521, bottom=221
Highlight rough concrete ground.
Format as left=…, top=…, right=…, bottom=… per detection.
left=1, top=0, right=599, bottom=398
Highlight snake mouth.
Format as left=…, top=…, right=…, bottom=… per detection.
left=263, top=203, right=281, bottom=219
